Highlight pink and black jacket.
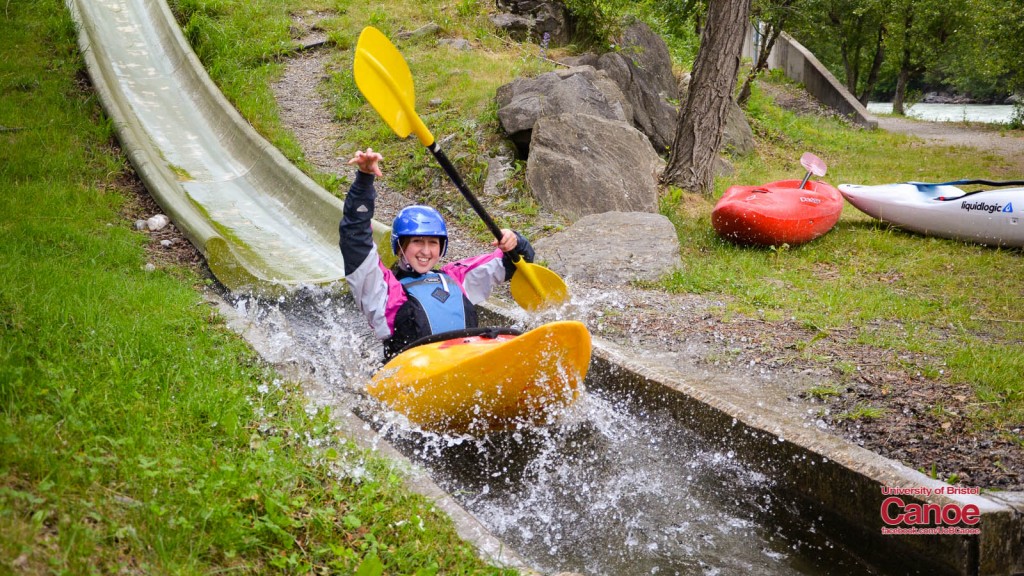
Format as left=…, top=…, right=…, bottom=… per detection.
left=339, top=171, right=534, bottom=359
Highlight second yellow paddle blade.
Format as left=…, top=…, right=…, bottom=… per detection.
left=510, top=261, right=569, bottom=311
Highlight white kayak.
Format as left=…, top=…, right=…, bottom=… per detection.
left=838, top=182, right=1024, bottom=248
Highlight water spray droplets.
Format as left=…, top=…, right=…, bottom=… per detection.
left=226, top=284, right=878, bottom=575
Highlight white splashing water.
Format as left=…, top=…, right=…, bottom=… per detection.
left=223, top=284, right=883, bottom=576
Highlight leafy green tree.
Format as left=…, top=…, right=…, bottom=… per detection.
left=789, top=0, right=890, bottom=103
left=887, top=1, right=920, bottom=114
left=789, top=0, right=1018, bottom=109
left=884, top=0, right=966, bottom=113
left=941, top=0, right=1023, bottom=103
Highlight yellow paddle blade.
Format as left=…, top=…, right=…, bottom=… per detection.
left=353, top=26, right=571, bottom=312
left=509, top=260, right=570, bottom=311
left=353, top=26, right=434, bottom=146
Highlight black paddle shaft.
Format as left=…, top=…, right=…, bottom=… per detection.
left=427, top=142, right=522, bottom=262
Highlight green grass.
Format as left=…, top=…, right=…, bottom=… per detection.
left=0, top=2, right=514, bottom=573
left=172, top=0, right=559, bottom=203
left=836, top=403, right=888, bottom=421
left=807, top=384, right=844, bottom=400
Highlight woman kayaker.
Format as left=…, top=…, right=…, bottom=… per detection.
left=339, top=148, right=536, bottom=360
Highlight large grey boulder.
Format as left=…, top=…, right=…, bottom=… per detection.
left=496, top=66, right=633, bottom=156
left=720, top=100, right=756, bottom=156
left=526, top=112, right=663, bottom=220
left=559, top=53, right=599, bottom=67
left=534, top=211, right=682, bottom=285
left=595, top=22, right=680, bottom=153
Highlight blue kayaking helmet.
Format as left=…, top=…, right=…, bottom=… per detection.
left=391, top=205, right=448, bottom=256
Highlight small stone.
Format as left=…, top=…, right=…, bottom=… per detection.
left=160, top=239, right=173, bottom=248
left=146, top=214, right=169, bottom=231
left=144, top=263, right=156, bottom=272
left=135, top=219, right=147, bottom=230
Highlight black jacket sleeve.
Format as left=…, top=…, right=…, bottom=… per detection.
left=339, top=171, right=377, bottom=276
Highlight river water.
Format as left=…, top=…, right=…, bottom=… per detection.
left=225, top=287, right=921, bottom=575
left=867, top=101, right=1016, bottom=123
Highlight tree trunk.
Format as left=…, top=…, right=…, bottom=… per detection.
left=857, top=24, right=886, bottom=105
left=892, top=10, right=915, bottom=115
left=892, top=72, right=907, bottom=114
left=839, top=14, right=863, bottom=93
left=662, top=0, right=751, bottom=196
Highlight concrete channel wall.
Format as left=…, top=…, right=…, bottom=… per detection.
left=588, top=343, right=1024, bottom=575
left=745, top=28, right=878, bottom=129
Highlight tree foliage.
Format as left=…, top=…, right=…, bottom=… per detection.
left=941, top=0, right=1024, bottom=98
left=787, top=0, right=1019, bottom=104
left=786, top=0, right=890, bottom=103
left=738, top=0, right=811, bottom=106
left=567, top=0, right=1020, bottom=118
left=880, top=0, right=968, bottom=113
left=563, top=0, right=705, bottom=64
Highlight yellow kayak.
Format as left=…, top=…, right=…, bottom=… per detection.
left=367, top=321, right=591, bottom=434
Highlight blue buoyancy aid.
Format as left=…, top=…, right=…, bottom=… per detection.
left=399, top=272, right=467, bottom=334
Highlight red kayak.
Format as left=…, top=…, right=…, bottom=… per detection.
left=711, top=179, right=843, bottom=246
left=713, top=152, right=842, bottom=247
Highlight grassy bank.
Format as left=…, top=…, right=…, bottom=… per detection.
left=172, top=0, right=1022, bottom=438
left=0, top=2, right=514, bottom=573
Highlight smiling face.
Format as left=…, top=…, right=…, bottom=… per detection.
left=400, top=236, right=442, bottom=273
